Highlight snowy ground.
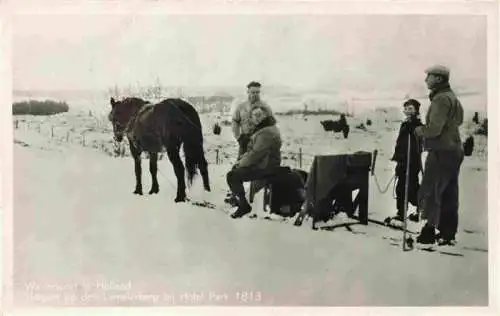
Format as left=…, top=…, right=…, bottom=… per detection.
left=11, top=107, right=488, bottom=307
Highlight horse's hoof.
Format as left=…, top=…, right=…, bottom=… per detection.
left=149, top=189, right=159, bottom=195
left=204, top=187, right=211, bottom=192
left=133, top=190, right=143, bottom=195
left=294, top=217, right=303, bottom=227
left=174, top=197, right=186, bottom=203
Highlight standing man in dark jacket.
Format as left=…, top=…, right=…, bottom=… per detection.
left=227, top=106, right=282, bottom=218
left=414, top=65, right=465, bottom=246
left=389, top=99, right=424, bottom=222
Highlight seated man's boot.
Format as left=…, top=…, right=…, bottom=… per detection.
left=408, top=212, right=420, bottom=222
left=231, top=196, right=252, bottom=219
left=416, top=224, right=436, bottom=244
left=224, top=194, right=239, bottom=207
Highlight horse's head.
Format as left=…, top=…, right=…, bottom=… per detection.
left=108, top=97, right=146, bottom=142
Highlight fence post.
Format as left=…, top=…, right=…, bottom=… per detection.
left=82, top=133, right=86, bottom=146
left=66, top=131, right=70, bottom=143
left=15, top=120, right=18, bottom=129
left=51, top=126, right=54, bottom=138
left=299, top=147, right=302, bottom=169
left=216, top=149, right=219, bottom=164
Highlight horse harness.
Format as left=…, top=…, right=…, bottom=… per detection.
left=125, top=104, right=161, bottom=151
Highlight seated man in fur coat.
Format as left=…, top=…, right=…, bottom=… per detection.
left=226, top=106, right=282, bottom=218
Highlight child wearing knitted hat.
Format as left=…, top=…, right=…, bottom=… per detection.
left=388, top=99, right=424, bottom=223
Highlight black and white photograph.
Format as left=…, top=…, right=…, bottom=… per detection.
left=1, top=0, right=499, bottom=313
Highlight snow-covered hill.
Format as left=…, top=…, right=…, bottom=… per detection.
left=11, top=103, right=488, bottom=306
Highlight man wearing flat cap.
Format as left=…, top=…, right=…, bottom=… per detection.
left=414, top=65, right=464, bottom=246
left=224, top=81, right=276, bottom=206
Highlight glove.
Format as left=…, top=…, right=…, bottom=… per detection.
left=237, top=134, right=249, bottom=144
left=395, top=163, right=405, bottom=175
left=237, top=134, right=249, bottom=146
left=414, top=126, right=424, bottom=137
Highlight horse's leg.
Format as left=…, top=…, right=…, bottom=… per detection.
left=130, top=143, right=143, bottom=195
left=149, top=152, right=159, bottom=194
left=166, top=142, right=187, bottom=202
left=184, top=156, right=196, bottom=188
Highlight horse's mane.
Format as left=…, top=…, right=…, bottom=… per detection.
left=120, top=97, right=150, bottom=106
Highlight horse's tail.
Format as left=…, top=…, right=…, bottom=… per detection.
left=183, top=137, right=203, bottom=184
left=180, top=104, right=209, bottom=187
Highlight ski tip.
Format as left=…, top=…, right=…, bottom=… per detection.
left=416, top=244, right=437, bottom=252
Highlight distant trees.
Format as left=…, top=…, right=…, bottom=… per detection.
left=13, top=100, right=69, bottom=115
left=275, top=108, right=346, bottom=116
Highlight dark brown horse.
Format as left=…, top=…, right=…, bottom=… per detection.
left=108, top=97, right=211, bottom=202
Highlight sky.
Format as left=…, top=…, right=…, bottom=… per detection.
left=12, top=14, right=487, bottom=93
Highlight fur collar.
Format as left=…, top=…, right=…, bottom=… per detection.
left=253, top=116, right=276, bottom=133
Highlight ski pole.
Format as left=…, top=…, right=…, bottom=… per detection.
left=371, top=149, right=378, bottom=176
left=402, top=133, right=412, bottom=251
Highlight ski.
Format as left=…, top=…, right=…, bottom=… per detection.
left=384, top=216, right=408, bottom=230
left=402, top=235, right=465, bottom=256
left=367, top=217, right=417, bottom=234
left=190, top=199, right=217, bottom=209
left=189, top=199, right=292, bottom=222
left=414, top=244, right=464, bottom=257
left=249, top=213, right=291, bottom=222
left=189, top=199, right=233, bottom=215
left=191, top=199, right=467, bottom=257
left=404, top=236, right=434, bottom=252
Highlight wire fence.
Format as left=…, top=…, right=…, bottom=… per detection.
left=15, top=110, right=488, bottom=183
left=13, top=118, right=318, bottom=170
left=10, top=116, right=415, bottom=201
